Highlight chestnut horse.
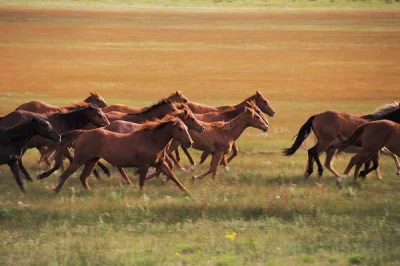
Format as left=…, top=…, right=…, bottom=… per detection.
left=0, top=117, right=60, bottom=192
left=0, top=105, right=109, bottom=180
left=283, top=102, right=400, bottom=179
left=187, top=91, right=275, bottom=115
left=186, top=107, right=268, bottom=181
left=172, top=100, right=270, bottom=170
left=44, top=116, right=193, bottom=194
left=336, top=120, right=400, bottom=188
left=102, top=91, right=189, bottom=113
left=15, top=92, right=107, bottom=113
left=37, top=105, right=204, bottom=180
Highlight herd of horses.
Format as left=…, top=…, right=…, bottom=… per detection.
left=0, top=91, right=399, bottom=194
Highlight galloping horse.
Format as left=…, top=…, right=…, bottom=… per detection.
left=283, top=102, right=400, bottom=179
left=37, top=104, right=204, bottom=180
left=102, top=91, right=189, bottom=113
left=336, top=120, right=400, bottom=188
left=15, top=92, right=107, bottom=113
left=0, top=117, right=60, bottom=192
left=0, top=105, right=109, bottom=180
left=187, top=91, right=275, bottom=116
left=44, top=116, right=193, bottom=194
left=188, top=107, right=268, bottom=181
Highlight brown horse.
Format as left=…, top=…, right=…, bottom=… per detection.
left=0, top=117, right=60, bottom=192
left=15, top=92, right=107, bottom=113
left=187, top=91, right=275, bottom=116
left=37, top=104, right=204, bottom=180
left=105, top=99, right=179, bottom=123
left=283, top=103, right=400, bottom=179
left=102, top=91, right=189, bottom=113
left=172, top=100, right=270, bottom=170
left=44, top=116, right=193, bottom=194
left=187, top=107, right=268, bottom=181
left=336, top=120, right=400, bottom=188
left=0, top=105, right=109, bottom=180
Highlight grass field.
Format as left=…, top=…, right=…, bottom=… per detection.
left=0, top=4, right=400, bottom=266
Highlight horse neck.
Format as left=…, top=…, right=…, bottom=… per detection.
left=63, top=102, right=84, bottom=110
left=148, top=123, right=175, bottom=149
left=383, top=109, right=400, bottom=123
left=224, top=114, right=249, bottom=140
left=49, top=109, right=91, bottom=131
left=233, top=95, right=255, bottom=109
left=4, top=122, right=37, bottom=143
left=221, top=105, right=244, bottom=119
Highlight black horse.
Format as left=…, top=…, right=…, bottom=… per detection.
left=0, top=117, right=60, bottom=192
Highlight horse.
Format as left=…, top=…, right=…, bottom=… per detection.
left=15, top=92, right=107, bottom=113
left=283, top=102, right=400, bottom=179
left=37, top=104, right=205, bottom=180
left=43, top=116, right=193, bottom=194
left=0, top=105, right=109, bottom=180
left=187, top=91, right=275, bottom=116
left=182, top=107, right=268, bottom=181
left=105, top=98, right=179, bottom=123
left=0, top=117, right=60, bottom=192
left=336, top=120, right=400, bottom=188
left=102, top=91, right=189, bottom=113
left=172, top=100, right=270, bottom=170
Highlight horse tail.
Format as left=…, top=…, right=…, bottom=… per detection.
left=336, top=124, right=368, bottom=155
left=282, top=115, right=316, bottom=156
left=41, top=130, right=83, bottom=163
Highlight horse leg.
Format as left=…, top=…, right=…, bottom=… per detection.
left=145, top=169, right=161, bottom=180
left=181, top=147, right=195, bottom=166
left=137, top=166, right=149, bottom=191
left=175, top=149, right=181, bottom=162
left=116, top=166, right=132, bottom=184
left=37, top=150, right=65, bottom=180
left=189, top=151, right=210, bottom=172
left=17, top=157, right=32, bottom=181
left=221, top=155, right=230, bottom=171
left=79, top=158, right=100, bottom=190
left=360, top=154, right=380, bottom=179
left=158, top=161, right=190, bottom=194
left=324, top=147, right=340, bottom=178
left=381, top=147, right=400, bottom=177
left=337, top=151, right=373, bottom=188
left=193, top=152, right=224, bottom=181
left=53, top=162, right=82, bottom=193
left=305, top=145, right=316, bottom=179
left=168, top=150, right=186, bottom=171
left=227, top=142, right=238, bottom=163
left=9, top=159, right=25, bottom=193
left=360, top=160, right=371, bottom=179
left=97, top=161, right=111, bottom=177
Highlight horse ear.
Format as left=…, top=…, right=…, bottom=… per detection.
left=90, top=92, right=94, bottom=96
left=256, top=90, right=261, bottom=96
left=176, top=90, right=181, bottom=95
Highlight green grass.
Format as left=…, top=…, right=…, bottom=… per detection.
left=2, top=0, right=400, bottom=9
left=0, top=100, right=400, bottom=265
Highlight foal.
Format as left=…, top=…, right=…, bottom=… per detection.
left=0, top=117, right=60, bottom=192
left=336, top=120, right=400, bottom=188
left=190, top=107, right=269, bottom=181
left=45, top=117, right=193, bottom=194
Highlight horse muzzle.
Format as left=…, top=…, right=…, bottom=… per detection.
left=263, top=126, right=269, bottom=133
left=183, top=141, right=193, bottom=149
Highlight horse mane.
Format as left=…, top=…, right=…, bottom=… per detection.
left=52, top=106, right=95, bottom=129
left=130, top=98, right=172, bottom=115
left=362, top=102, right=400, bottom=120
left=71, top=102, right=90, bottom=108
left=135, top=115, right=181, bottom=132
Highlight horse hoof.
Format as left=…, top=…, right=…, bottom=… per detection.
left=397, top=170, right=400, bottom=177
left=304, top=172, right=311, bottom=180
left=36, top=175, right=43, bottom=180
left=317, top=172, right=323, bottom=179
left=335, top=179, right=343, bottom=189
left=180, top=167, right=187, bottom=172
left=192, top=176, right=196, bottom=182
left=225, top=166, right=230, bottom=172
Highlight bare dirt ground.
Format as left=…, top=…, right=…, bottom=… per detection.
left=0, top=7, right=399, bottom=114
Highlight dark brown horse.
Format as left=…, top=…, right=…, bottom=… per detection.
left=102, top=91, right=189, bottom=113
left=187, top=91, right=275, bottom=116
left=283, top=103, right=400, bottom=179
left=336, top=120, right=400, bottom=188
left=0, top=117, right=60, bottom=192
left=37, top=104, right=204, bottom=180
left=0, top=105, right=109, bottom=180
left=44, top=116, right=193, bottom=194
left=15, top=92, right=107, bottom=113
left=105, top=99, right=179, bottom=123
